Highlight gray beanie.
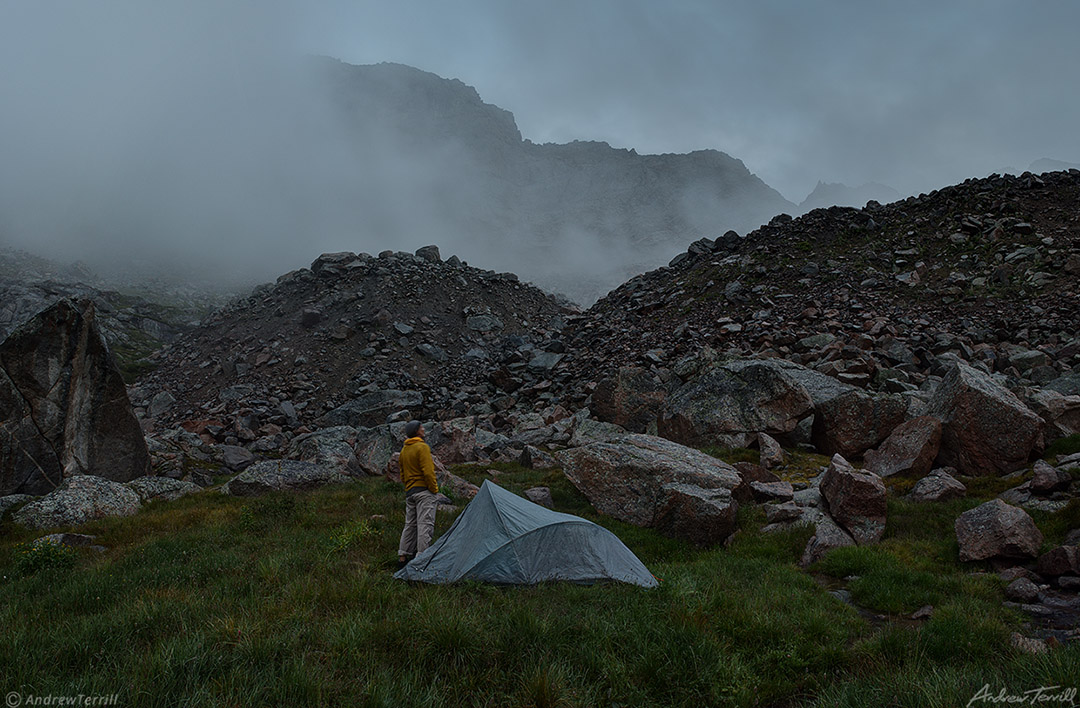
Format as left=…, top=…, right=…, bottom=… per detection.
left=404, top=420, right=422, bottom=437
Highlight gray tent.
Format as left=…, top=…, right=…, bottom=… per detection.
left=394, top=480, right=658, bottom=587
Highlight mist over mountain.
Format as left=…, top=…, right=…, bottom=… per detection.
left=0, top=50, right=793, bottom=306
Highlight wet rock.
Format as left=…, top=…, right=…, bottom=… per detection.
left=955, top=499, right=1043, bottom=561
left=820, top=453, right=886, bottom=545
left=927, top=362, right=1045, bottom=476
left=908, top=468, right=966, bottom=502
left=0, top=299, right=150, bottom=496
left=222, top=460, right=350, bottom=497
left=14, top=475, right=142, bottom=529
left=557, top=433, right=740, bottom=545
left=864, top=416, right=942, bottom=478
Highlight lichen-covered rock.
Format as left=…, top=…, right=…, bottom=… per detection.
left=591, top=367, right=669, bottom=433
left=658, top=359, right=813, bottom=449
left=287, top=427, right=363, bottom=478
left=316, top=389, right=424, bottom=428
left=0, top=494, right=33, bottom=516
left=928, top=362, right=1045, bottom=476
left=908, top=468, right=966, bottom=502
left=758, top=432, right=786, bottom=470
left=0, top=299, right=150, bottom=496
left=126, top=476, right=201, bottom=503
left=222, top=460, right=351, bottom=497
left=1030, top=460, right=1071, bottom=494
left=864, top=416, right=942, bottom=478
left=13, top=475, right=141, bottom=529
left=811, top=389, right=907, bottom=460
left=353, top=425, right=401, bottom=476
left=557, top=433, right=740, bottom=545
left=955, top=499, right=1043, bottom=561
left=1023, top=388, right=1080, bottom=441
left=524, top=486, right=554, bottom=509
left=820, top=454, right=886, bottom=545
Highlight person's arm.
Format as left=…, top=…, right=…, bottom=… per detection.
left=421, top=444, right=439, bottom=494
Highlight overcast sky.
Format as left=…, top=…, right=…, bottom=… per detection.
left=1, top=0, right=1077, bottom=284
left=303, top=0, right=1080, bottom=200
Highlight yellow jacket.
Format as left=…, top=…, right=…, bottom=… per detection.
left=400, top=437, right=438, bottom=494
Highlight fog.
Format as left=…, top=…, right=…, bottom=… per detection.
left=2, top=1, right=1078, bottom=300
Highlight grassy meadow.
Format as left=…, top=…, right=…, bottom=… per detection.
left=1, top=460, right=1078, bottom=707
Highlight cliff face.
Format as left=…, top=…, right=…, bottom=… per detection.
left=314, top=59, right=794, bottom=304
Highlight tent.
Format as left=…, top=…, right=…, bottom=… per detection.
left=394, top=480, right=658, bottom=587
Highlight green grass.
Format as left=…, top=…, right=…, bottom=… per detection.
left=1047, top=433, right=1080, bottom=459
left=1, top=465, right=1077, bottom=707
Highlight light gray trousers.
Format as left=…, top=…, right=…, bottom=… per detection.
left=398, top=489, right=438, bottom=557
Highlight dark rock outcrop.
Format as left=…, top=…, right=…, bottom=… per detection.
left=864, top=416, right=942, bottom=478
left=820, top=454, right=887, bottom=545
left=0, top=299, right=150, bottom=496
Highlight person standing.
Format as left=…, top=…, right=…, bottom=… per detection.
left=397, top=420, right=439, bottom=569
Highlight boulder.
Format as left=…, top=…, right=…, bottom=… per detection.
left=353, top=425, right=400, bottom=476
left=316, top=390, right=424, bottom=428
left=0, top=493, right=33, bottom=516
left=126, top=476, right=201, bottom=503
left=32, top=532, right=99, bottom=549
left=591, top=367, right=668, bottom=433
left=557, top=433, right=741, bottom=545
left=908, top=468, right=966, bottom=502
left=658, top=359, right=813, bottom=448
left=1004, top=577, right=1041, bottom=603
left=519, top=445, right=558, bottom=470
left=14, top=475, right=142, bottom=529
left=864, top=416, right=942, bottom=478
left=1036, top=546, right=1080, bottom=577
left=758, top=432, right=786, bottom=469
left=810, top=389, right=907, bottom=459
left=750, top=480, right=795, bottom=503
left=524, top=486, right=554, bottom=509
left=428, top=417, right=481, bottom=464
left=1023, top=388, right=1080, bottom=440
left=0, top=299, right=150, bottom=496
left=1030, top=460, right=1072, bottom=494
left=800, top=513, right=857, bottom=566
left=222, top=460, right=351, bottom=497
left=927, top=362, right=1045, bottom=476
left=820, top=454, right=886, bottom=545
left=221, top=445, right=255, bottom=472
left=287, top=427, right=363, bottom=478
left=955, top=499, right=1043, bottom=561
left=764, top=501, right=803, bottom=524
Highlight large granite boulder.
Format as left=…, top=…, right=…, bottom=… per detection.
left=557, top=433, right=741, bottom=545
left=820, top=454, right=887, bottom=545
left=657, top=359, right=813, bottom=449
left=928, top=362, right=1045, bottom=476
left=353, top=425, right=402, bottom=476
left=222, top=460, right=351, bottom=497
left=427, top=417, right=481, bottom=464
left=0, top=299, right=150, bottom=496
left=1036, top=546, right=1080, bottom=577
left=864, top=416, right=942, bottom=478
left=591, top=367, right=669, bottom=433
left=13, top=475, right=142, bottom=529
left=286, top=426, right=363, bottom=477
left=800, top=512, right=857, bottom=566
left=955, top=499, right=1043, bottom=561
